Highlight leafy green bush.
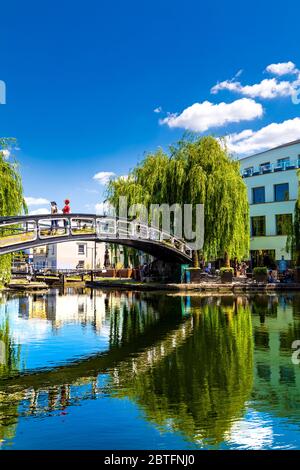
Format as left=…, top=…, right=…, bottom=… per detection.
left=220, top=267, right=234, bottom=273
left=253, top=267, right=268, bottom=275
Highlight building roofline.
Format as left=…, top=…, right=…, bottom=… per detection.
left=239, top=139, right=300, bottom=161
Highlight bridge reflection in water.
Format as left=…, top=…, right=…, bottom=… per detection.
left=1, top=290, right=300, bottom=449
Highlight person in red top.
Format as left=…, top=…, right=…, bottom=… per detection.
left=62, top=199, right=70, bottom=231
left=63, top=199, right=70, bottom=214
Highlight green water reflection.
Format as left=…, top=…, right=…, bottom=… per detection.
left=114, top=296, right=253, bottom=445
left=0, top=290, right=300, bottom=449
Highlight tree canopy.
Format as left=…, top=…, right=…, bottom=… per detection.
left=0, top=138, right=27, bottom=285
left=107, top=135, right=249, bottom=264
left=287, top=169, right=300, bottom=267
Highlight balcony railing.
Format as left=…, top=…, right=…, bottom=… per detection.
left=242, top=159, right=300, bottom=178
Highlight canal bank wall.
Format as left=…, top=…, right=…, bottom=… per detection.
left=86, top=279, right=300, bottom=293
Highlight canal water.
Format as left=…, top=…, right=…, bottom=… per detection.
left=0, top=288, right=300, bottom=450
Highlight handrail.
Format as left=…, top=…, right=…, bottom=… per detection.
left=0, top=214, right=193, bottom=261
left=242, top=158, right=300, bottom=178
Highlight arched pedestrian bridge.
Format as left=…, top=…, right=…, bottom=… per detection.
left=0, top=214, right=193, bottom=264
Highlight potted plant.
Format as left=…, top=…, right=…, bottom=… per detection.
left=117, top=268, right=133, bottom=278
left=220, top=267, right=234, bottom=283
left=253, top=266, right=268, bottom=283
left=187, top=268, right=202, bottom=283
left=100, top=268, right=116, bottom=278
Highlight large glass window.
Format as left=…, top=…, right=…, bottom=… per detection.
left=274, top=183, right=289, bottom=202
left=252, top=186, right=265, bottom=204
left=276, top=214, right=292, bottom=235
left=251, top=216, right=266, bottom=236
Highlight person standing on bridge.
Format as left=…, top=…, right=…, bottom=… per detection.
left=62, top=199, right=71, bottom=233
left=50, top=201, right=58, bottom=234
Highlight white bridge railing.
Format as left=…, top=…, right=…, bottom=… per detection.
left=0, top=215, right=193, bottom=259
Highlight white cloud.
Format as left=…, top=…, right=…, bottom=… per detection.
left=266, top=61, right=298, bottom=76
left=211, top=80, right=242, bottom=94
left=211, top=78, right=295, bottom=99
left=154, top=106, right=162, bottom=114
left=226, top=117, right=300, bottom=155
left=1, top=149, right=10, bottom=159
left=93, top=171, right=116, bottom=185
left=29, top=208, right=50, bottom=215
left=160, top=98, right=263, bottom=132
left=212, top=61, right=300, bottom=100
left=25, top=196, right=50, bottom=206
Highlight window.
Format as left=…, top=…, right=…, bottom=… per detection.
left=274, top=183, right=289, bottom=202
left=77, top=260, right=85, bottom=269
left=276, top=214, right=292, bottom=235
left=257, top=364, right=271, bottom=382
left=259, top=161, right=271, bottom=172
left=254, top=329, right=269, bottom=350
left=279, top=366, right=295, bottom=385
left=243, top=167, right=253, bottom=177
left=251, top=216, right=266, bottom=236
left=252, top=186, right=265, bottom=204
left=78, top=244, right=85, bottom=255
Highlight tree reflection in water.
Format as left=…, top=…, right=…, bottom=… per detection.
left=0, top=300, right=21, bottom=445
left=113, top=295, right=254, bottom=446
left=2, top=290, right=300, bottom=449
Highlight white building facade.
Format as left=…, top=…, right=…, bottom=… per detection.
left=33, top=241, right=105, bottom=270
left=239, top=140, right=300, bottom=266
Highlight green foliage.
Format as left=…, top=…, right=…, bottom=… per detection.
left=0, top=138, right=27, bottom=286
left=0, top=315, right=21, bottom=378
left=107, top=135, right=249, bottom=262
left=0, top=299, right=21, bottom=442
left=253, top=267, right=268, bottom=275
left=114, top=297, right=253, bottom=444
left=220, top=267, right=234, bottom=273
left=287, top=169, right=300, bottom=266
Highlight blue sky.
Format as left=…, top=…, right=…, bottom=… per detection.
left=1, top=0, right=300, bottom=213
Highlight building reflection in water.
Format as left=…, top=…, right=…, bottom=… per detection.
left=1, top=290, right=300, bottom=448
left=17, top=288, right=108, bottom=331
left=251, top=294, right=300, bottom=421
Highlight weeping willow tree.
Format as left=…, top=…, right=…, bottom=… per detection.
left=0, top=138, right=27, bottom=285
left=287, top=170, right=300, bottom=273
left=107, top=135, right=249, bottom=266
